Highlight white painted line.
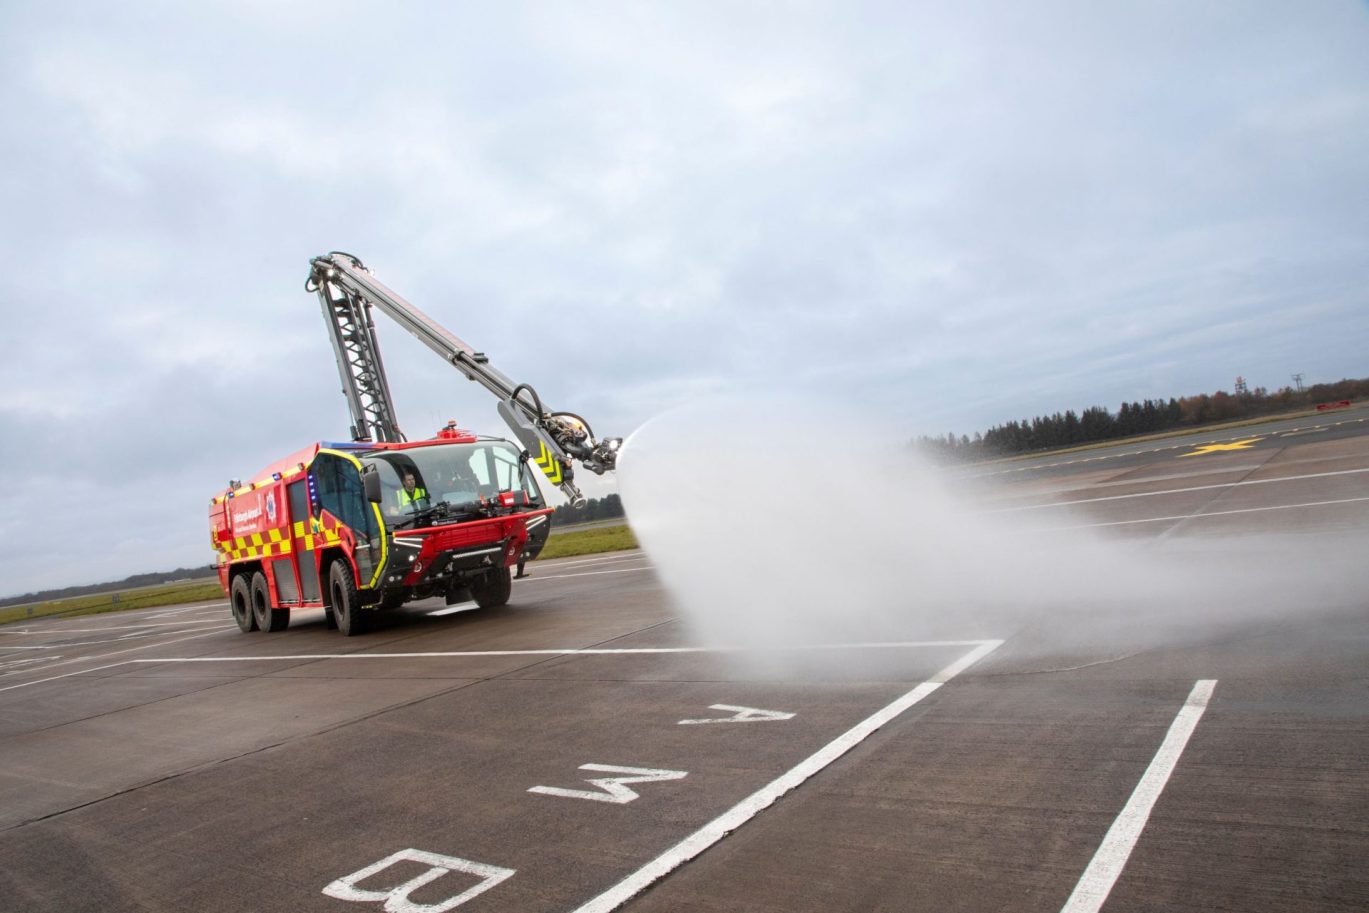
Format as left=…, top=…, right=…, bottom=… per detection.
left=0, top=638, right=999, bottom=697
left=542, top=552, right=646, bottom=570
left=517, top=564, right=653, bottom=582
left=124, top=640, right=1000, bottom=664
left=0, top=618, right=228, bottom=636
left=146, top=601, right=230, bottom=617
left=1059, top=680, right=1217, bottom=913
left=543, top=550, right=639, bottom=564
left=567, top=639, right=1003, bottom=913
left=0, top=656, right=62, bottom=671
left=988, top=467, right=1369, bottom=513
left=0, top=627, right=234, bottom=693
left=1047, top=496, right=1369, bottom=531
left=0, top=659, right=140, bottom=693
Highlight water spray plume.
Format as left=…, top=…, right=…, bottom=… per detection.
left=618, top=394, right=1369, bottom=669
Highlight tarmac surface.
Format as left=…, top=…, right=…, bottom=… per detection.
left=1, top=415, right=1367, bottom=913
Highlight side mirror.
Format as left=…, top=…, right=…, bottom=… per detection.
left=363, top=467, right=382, bottom=504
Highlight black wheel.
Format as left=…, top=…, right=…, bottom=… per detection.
left=230, top=574, right=257, bottom=633
left=471, top=567, right=512, bottom=609
left=329, top=560, right=366, bottom=636
left=251, top=571, right=289, bottom=632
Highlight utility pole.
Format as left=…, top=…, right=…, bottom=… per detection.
left=1292, top=373, right=1305, bottom=393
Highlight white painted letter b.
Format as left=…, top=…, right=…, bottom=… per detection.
left=322, top=848, right=514, bottom=913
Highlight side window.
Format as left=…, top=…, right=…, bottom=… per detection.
left=491, top=447, right=521, bottom=491
left=314, top=455, right=377, bottom=541
left=467, top=451, right=492, bottom=488
left=520, top=462, right=544, bottom=503
left=466, top=444, right=533, bottom=495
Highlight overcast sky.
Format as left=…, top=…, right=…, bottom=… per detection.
left=2, top=2, right=1367, bottom=596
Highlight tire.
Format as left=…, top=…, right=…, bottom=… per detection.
left=323, top=584, right=339, bottom=630
left=471, top=567, right=512, bottom=609
left=329, top=560, right=366, bottom=636
left=251, top=571, right=289, bottom=632
left=230, top=574, right=257, bottom=633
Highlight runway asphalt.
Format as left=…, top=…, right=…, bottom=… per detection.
left=1, top=419, right=1366, bottom=913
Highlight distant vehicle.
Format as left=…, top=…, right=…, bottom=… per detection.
left=207, top=253, right=620, bottom=635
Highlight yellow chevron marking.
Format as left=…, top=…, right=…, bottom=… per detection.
left=534, top=441, right=563, bottom=483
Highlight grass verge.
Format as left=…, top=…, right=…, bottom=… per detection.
left=536, top=524, right=638, bottom=560
left=0, top=579, right=225, bottom=627
left=2, top=525, right=641, bottom=627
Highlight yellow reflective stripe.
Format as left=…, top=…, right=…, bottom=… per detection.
left=534, top=440, right=563, bottom=484
left=225, top=541, right=295, bottom=561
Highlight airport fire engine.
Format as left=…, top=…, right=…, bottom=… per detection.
left=208, top=253, right=621, bottom=636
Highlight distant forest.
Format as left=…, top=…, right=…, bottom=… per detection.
left=0, top=566, right=215, bottom=609
left=550, top=493, right=626, bottom=526
left=917, top=376, right=1368, bottom=459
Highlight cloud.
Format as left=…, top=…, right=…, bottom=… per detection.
left=0, top=1, right=1367, bottom=594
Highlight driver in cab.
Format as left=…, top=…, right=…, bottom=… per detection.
left=388, top=468, right=429, bottom=516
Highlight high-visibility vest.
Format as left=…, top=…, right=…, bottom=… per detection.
left=397, top=486, right=428, bottom=508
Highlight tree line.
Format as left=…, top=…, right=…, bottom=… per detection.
left=917, top=376, right=1368, bottom=458
left=550, top=493, right=626, bottom=526
left=0, top=565, right=216, bottom=609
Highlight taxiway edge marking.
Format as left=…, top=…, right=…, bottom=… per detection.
left=988, top=466, right=1369, bottom=513
left=0, top=628, right=233, bottom=693
left=516, top=565, right=652, bottom=582
left=1047, top=495, right=1369, bottom=530
left=566, top=639, right=1005, bottom=913
left=1059, top=679, right=1217, bottom=913
left=125, top=640, right=1000, bottom=664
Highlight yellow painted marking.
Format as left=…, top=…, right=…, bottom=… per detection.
left=535, top=440, right=563, bottom=483
left=1178, top=437, right=1264, bottom=458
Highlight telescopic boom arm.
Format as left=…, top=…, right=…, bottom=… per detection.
left=306, top=251, right=620, bottom=505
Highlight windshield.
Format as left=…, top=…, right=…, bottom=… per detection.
left=363, top=440, right=541, bottom=522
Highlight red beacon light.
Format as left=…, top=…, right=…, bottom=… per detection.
left=434, top=419, right=475, bottom=441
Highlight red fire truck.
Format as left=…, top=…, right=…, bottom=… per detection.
left=210, top=427, right=554, bottom=635
left=209, top=254, right=620, bottom=635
